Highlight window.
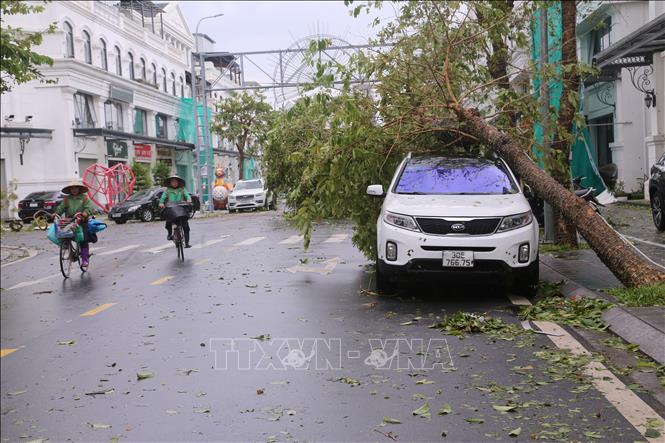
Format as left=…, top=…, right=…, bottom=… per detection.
left=592, top=17, right=611, bottom=55
left=394, top=157, right=518, bottom=195
left=82, top=31, right=91, bottom=64
left=180, top=76, right=184, bottom=97
left=151, top=63, right=157, bottom=85
left=134, top=108, right=147, bottom=135
left=140, top=58, right=146, bottom=81
left=100, top=39, right=107, bottom=71
left=64, top=22, right=74, bottom=58
left=155, top=114, right=168, bottom=139
left=171, top=72, right=176, bottom=95
left=104, top=101, right=123, bottom=131
left=128, top=53, right=135, bottom=80
left=115, top=46, right=122, bottom=75
left=73, top=93, right=96, bottom=129
left=161, top=68, right=167, bottom=92
left=590, top=115, right=614, bottom=167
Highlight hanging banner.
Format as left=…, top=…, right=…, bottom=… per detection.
left=134, top=143, right=152, bottom=161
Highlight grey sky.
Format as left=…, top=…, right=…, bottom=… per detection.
left=178, top=1, right=393, bottom=86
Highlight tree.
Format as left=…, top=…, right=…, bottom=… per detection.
left=264, top=1, right=665, bottom=287
left=131, top=161, right=152, bottom=191
left=211, top=92, right=274, bottom=180
left=1, top=0, right=55, bottom=94
left=152, top=161, right=171, bottom=187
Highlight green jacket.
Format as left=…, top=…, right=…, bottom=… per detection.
left=160, top=187, right=192, bottom=205
left=55, top=194, right=94, bottom=218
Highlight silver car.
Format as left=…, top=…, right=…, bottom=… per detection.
left=228, top=179, right=274, bottom=213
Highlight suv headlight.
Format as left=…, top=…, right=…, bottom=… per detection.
left=384, top=211, right=420, bottom=231
left=497, top=211, right=533, bottom=232
left=228, top=195, right=236, bottom=201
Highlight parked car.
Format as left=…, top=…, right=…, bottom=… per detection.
left=367, top=154, right=539, bottom=295
left=228, top=179, right=274, bottom=213
left=108, top=187, right=200, bottom=224
left=649, top=152, right=665, bottom=231
left=17, top=191, right=64, bottom=221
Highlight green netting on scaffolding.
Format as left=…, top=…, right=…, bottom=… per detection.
left=178, top=98, right=214, bottom=197
left=530, top=4, right=606, bottom=193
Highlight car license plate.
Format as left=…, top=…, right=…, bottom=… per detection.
left=443, top=250, right=474, bottom=267
left=111, top=213, right=122, bottom=218
left=29, top=203, right=38, bottom=208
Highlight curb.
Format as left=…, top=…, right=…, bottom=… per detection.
left=539, top=260, right=665, bottom=365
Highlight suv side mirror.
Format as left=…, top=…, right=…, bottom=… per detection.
left=523, top=184, right=534, bottom=199
left=366, top=184, right=385, bottom=197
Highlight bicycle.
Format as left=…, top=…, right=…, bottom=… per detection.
left=53, top=212, right=87, bottom=278
left=162, top=203, right=191, bottom=262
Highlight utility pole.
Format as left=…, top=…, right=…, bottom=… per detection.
left=540, top=6, right=555, bottom=242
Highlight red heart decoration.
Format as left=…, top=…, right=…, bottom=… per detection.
left=82, top=163, right=135, bottom=212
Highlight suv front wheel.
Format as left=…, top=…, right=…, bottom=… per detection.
left=651, top=190, right=665, bottom=231
left=512, top=257, right=539, bottom=298
left=376, top=261, right=397, bottom=294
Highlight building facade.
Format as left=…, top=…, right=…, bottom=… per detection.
left=578, top=1, right=665, bottom=196
left=1, top=0, right=196, bottom=217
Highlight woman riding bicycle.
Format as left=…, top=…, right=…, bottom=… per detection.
left=53, top=180, right=95, bottom=267
left=159, top=175, right=192, bottom=248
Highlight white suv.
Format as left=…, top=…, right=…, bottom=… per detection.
left=228, top=179, right=274, bottom=213
left=367, top=154, right=539, bottom=294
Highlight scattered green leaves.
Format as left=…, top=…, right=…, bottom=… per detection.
left=412, top=403, right=431, bottom=419
left=437, top=404, right=453, bottom=415
left=383, top=416, right=402, bottom=424
left=430, top=312, right=523, bottom=339
left=520, top=295, right=612, bottom=331
left=607, top=284, right=665, bottom=307
left=136, top=371, right=154, bottom=381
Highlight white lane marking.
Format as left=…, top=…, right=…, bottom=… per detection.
left=280, top=235, right=304, bottom=245
left=234, top=236, right=266, bottom=246
left=97, top=244, right=141, bottom=256
left=7, top=274, right=59, bottom=291
left=287, top=257, right=344, bottom=275
left=506, top=294, right=532, bottom=306
left=323, top=233, right=348, bottom=243
left=1, top=247, right=39, bottom=268
left=623, top=234, right=665, bottom=250
left=141, top=242, right=173, bottom=254
left=192, top=235, right=230, bottom=249
left=533, top=321, right=664, bottom=442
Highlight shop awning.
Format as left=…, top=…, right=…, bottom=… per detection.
left=593, top=14, right=665, bottom=73
left=73, top=128, right=194, bottom=151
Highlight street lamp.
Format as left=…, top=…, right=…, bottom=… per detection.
left=192, top=13, right=223, bottom=212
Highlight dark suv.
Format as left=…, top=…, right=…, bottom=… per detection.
left=108, top=187, right=200, bottom=224
left=17, top=191, right=64, bottom=221
left=650, top=152, right=665, bottom=231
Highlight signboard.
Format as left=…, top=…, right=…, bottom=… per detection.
left=156, top=147, right=171, bottom=158
left=134, top=143, right=152, bottom=161
left=106, top=140, right=128, bottom=158
left=109, top=84, right=133, bottom=103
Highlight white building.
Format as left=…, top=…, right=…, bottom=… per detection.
left=577, top=1, right=665, bottom=196
left=1, top=0, right=196, bottom=217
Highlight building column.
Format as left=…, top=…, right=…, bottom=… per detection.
left=645, top=50, right=665, bottom=200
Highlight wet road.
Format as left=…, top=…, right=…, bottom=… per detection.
left=0, top=211, right=660, bottom=442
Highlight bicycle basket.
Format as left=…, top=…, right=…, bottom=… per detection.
left=55, top=220, right=76, bottom=239
left=162, top=204, right=189, bottom=222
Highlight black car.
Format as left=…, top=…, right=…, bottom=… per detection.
left=649, top=152, right=665, bottom=231
left=107, top=187, right=201, bottom=224
left=17, top=191, right=64, bottom=221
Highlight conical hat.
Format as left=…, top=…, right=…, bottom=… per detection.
left=62, top=180, right=89, bottom=195
left=163, top=175, right=185, bottom=188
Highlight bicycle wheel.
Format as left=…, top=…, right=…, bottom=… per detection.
left=59, top=240, right=73, bottom=278
left=174, top=225, right=184, bottom=261
left=78, top=244, right=88, bottom=273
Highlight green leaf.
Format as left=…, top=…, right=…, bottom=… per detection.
left=492, top=405, right=517, bottom=413
left=465, top=417, right=484, bottom=424
left=438, top=404, right=453, bottom=415
left=508, top=427, right=521, bottom=437
left=412, top=403, right=431, bottom=419
left=583, top=431, right=602, bottom=439
left=645, top=428, right=661, bottom=438
left=383, top=416, right=402, bottom=424
left=136, top=371, right=154, bottom=381
left=250, top=334, right=271, bottom=341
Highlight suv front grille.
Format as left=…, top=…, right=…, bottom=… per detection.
left=415, top=217, right=501, bottom=235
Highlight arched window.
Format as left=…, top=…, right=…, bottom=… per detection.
left=128, top=52, right=135, bottom=79
left=171, top=72, right=176, bottom=95
left=151, top=63, right=157, bottom=85
left=82, top=31, right=91, bottom=64
left=64, top=22, right=74, bottom=58
left=100, top=39, right=108, bottom=71
left=114, top=46, right=122, bottom=76
left=180, top=76, right=184, bottom=97
left=140, top=58, right=146, bottom=81
left=162, top=68, right=167, bottom=92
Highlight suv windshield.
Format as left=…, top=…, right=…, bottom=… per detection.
left=394, top=157, right=518, bottom=195
left=234, top=180, right=262, bottom=191
left=127, top=189, right=153, bottom=201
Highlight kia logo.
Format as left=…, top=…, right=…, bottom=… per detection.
left=451, top=223, right=466, bottom=232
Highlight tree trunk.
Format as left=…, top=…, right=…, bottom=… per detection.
left=548, top=0, right=578, bottom=246
left=237, top=144, right=245, bottom=181
left=452, top=105, right=665, bottom=287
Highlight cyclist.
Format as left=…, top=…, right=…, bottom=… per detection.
left=159, top=175, right=192, bottom=248
left=53, top=180, right=95, bottom=267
